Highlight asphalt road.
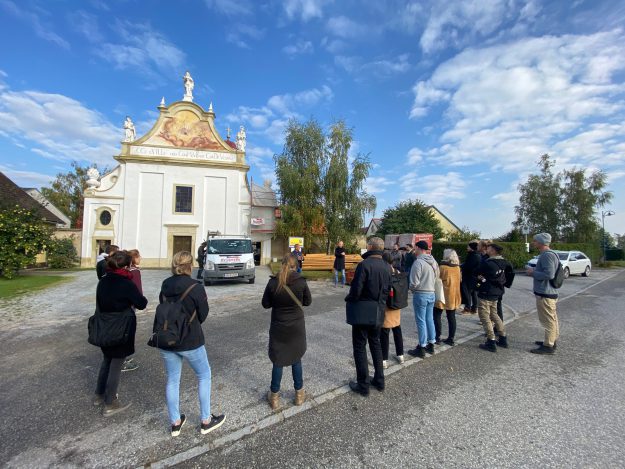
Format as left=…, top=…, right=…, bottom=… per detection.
left=181, top=269, right=625, bottom=468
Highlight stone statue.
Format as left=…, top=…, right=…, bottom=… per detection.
left=236, top=125, right=246, bottom=152
left=86, top=167, right=101, bottom=190
left=123, top=116, right=136, bottom=142
left=183, top=71, right=194, bottom=102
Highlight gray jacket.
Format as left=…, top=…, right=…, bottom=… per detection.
left=409, top=254, right=439, bottom=293
left=533, top=250, right=559, bottom=299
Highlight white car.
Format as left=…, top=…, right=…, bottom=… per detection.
left=527, top=250, right=592, bottom=279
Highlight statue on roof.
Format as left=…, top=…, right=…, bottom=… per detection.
left=236, top=125, right=246, bottom=152
left=183, top=71, right=194, bottom=102
left=123, top=116, right=136, bottom=142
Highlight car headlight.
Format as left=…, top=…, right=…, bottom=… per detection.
left=245, top=258, right=254, bottom=269
left=205, top=260, right=215, bottom=271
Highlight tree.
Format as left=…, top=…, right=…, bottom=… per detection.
left=446, top=226, right=482, bottom=242
left=0, top=206, right=52, bottom=278
left=47, top=237, right=79, bottom=269
left=41, top=162, right=105, bottom=228
left=513, top=154, right=612, bottom=242
left=377, top=199, right=444, bottom=240
left=496, top=227, right=525, bottom=242
left=274, top=119, right=375, bottom=251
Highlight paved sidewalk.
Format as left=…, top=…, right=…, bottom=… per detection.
left=0, top=268, right=619, bottom=468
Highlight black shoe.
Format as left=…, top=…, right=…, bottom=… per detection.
left=201, top=414, right=226, bottom=435
left=407, top=346, right=425, bottom=358
left=425, top=343, right=435, bottom=354
left=171, top=414, right=186, bottom=437
left=530, top=345, right=555, bottom=355
left=535, top=341, right=557, bottom=350
left=348, top=381, right=369, bottom=396
left=496, top=336, right=508, bottom=348
left=102, top=399, right=131, bottom=417
left=479, top=340, right=497, bottom=353
left=369, top=378, right=384, bottom=392
left=443, top=338, right=455, bottom=346
left=435, top=338, right=442, bottom=345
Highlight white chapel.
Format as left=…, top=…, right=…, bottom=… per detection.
left=81, top=73, right=275, bottom=267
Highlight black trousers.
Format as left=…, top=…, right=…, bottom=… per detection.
left=433, top=307, right=457, bottom=340
left=461, top=280, right=478, bottom=311
left=96, top=354, right=124, bottom=404
left=497, top=295, right=503, bottom=322
left=380, top=326, right=404, bottom=360
left=352, top=325, right=384, bottom=388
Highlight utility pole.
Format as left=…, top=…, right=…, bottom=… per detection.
left=601, top=210, right=615, bottom=262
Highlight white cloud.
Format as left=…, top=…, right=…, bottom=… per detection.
left=0, top=87, right=119, bottom=165
left=0, top=0, right=69, bottom=49
left=204, top=0, right=252, bottom=16
left=326, top=15, right=368, bottom=38
left=400, top=171, right=467, bottom=210
left=410, top=30, right=625, bottom=174
left=246, top=144, right=276, bottom=184
left=68, top=10, right=103, bottom=43
left=335, top=54, right=411, bottom=79
left=226, top=23, right=265, bottom=49
left=284, top=0, right=330, bottom=22
left=283, top=40, right=314, bottom=58
left=406, top=147, right=423, bottom=164
left=0, top=165, right=54, bottom=188
left=364, top=176, right=393, bottom=195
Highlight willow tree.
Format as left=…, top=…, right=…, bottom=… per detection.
left=274, top=119, right=375, bottom=252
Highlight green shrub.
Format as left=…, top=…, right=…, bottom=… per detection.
left=47, top=237, right=78, bottom=269
left=605, top=248, right=624, bottom=261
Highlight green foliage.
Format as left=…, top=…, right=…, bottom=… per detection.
left=377, top=199, right=444, bottom=240
left=275, top=119, right=375, bottom=252
left=0, top=206, right=53, bottom=279
left=514, top=154, right=612, bottom=242
left=605, top=249, right=624, bottom=261
left=496, top=227, right=525, bottom=242
left=41, top=162, right=106, bottom=228
left=47, top=237, right=79, bottom=269
left=445, top=226, right=481, bottom=242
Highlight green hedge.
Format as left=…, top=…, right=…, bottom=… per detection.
left=605, top=248, right=624, bottom=261
left=432, top=241, right=600, bottom=269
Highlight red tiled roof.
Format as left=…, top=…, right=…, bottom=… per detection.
left=225, top=139, right=237, bottom=149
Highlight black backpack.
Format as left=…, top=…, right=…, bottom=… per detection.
left=387, top=271, right=409, bottom=309
left=547, top=252, right=565, bottom=289
left=148, top=283, right=198, bottom=349
left=504, top=263, right=515, bottom=288
left=487, top=259, right=508, bottom=288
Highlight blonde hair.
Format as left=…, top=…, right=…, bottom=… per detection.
left=127, top=249, right=141, bottom=266
left=478, top=239, right=492, bottom=250
left=171, top=251, right=193, bottom=276
left=443, top=248, right=460, bottom=265
left=277, top=254, right=298, bottom=292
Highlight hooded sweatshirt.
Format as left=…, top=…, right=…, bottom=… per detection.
left=409, top=253, right=439, bottom=293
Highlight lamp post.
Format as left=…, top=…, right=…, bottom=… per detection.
left=601, top=210, right=615, bottom=262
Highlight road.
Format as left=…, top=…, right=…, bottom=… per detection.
left=0, top=267, right=622, bottom=468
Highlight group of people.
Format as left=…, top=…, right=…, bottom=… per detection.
left=90, top=231, right=561, bottom=436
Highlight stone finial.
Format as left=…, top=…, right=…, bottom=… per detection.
left=86, top=168, right=101, bottom=190
left=159, top=96, right=166, bottom=107
left=209, top=101, right=213, bottom=112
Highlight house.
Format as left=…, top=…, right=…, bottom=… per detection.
left=22, top=188, right=71, bottom=228
left=0, top=172, right=65, bottom=225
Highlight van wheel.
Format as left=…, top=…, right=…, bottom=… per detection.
left=563, top=267, right=570, bottom=279
left=204, top=279, right=212, bottom=286
left=582, top=266, right=590, bottom=277
left=248, top=277, right=255, bottom=284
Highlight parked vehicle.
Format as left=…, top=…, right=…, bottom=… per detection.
left=202, top=234, right=255, bottom=285
left=527, top=250, right=592, bottom=279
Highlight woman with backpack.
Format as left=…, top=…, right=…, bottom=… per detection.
left=156, top=251, right=225, bottom=437
left=434, top=249, right=462, bottom=346
left=381, top=252, right=405, bottom=368
left=262, top=254, right=312, bottom=410
left=93, top=250, right=147, bottom=416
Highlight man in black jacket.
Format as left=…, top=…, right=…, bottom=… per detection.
left=461, top=241, right=480, bottom=313
left=345, top=237, right=392, bottom=396
left=96, top=244, right=119, bottom=280
left=476, top=243, right=512, bottom=352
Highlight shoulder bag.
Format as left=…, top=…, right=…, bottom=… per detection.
left=431, top=263, right=446, bottom=305
left=88, top=301, right=135, bottom=348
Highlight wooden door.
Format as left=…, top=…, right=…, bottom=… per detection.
left=173, top=236, right=192, bottom=255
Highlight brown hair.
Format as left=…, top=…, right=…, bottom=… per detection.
left=277, top=254, right=298, bottom=292
left=104, top=244, right=119, bottom=255
left=127, top=249, right=141, bottom=266
left=171, top=251, right=193, bottom=276
left=106, top=250, right=131, bottom=270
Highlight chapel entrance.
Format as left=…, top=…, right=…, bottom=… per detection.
left=173, top=236, right=192, bottom=255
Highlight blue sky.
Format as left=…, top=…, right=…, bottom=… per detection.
left=0, top=0, right=624, bottom=237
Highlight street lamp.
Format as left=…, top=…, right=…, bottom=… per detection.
left=601, top=210, right=615, bottom=262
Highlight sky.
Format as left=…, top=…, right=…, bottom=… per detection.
left=0, top=0, right=624, bottom=238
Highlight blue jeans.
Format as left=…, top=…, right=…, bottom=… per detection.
left=334, top=269, right=346, bottom=286
left=160, top=345, right=211, bottom=423
left=271, top=361, right=303, bottom=393
left=413, top=292, right=436, bottom=347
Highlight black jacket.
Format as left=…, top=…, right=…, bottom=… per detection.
left=345, top=250, right=392, bottom=304
left=333, top=247, right=346, bottom=270
left=262, top=272, right=312, bottom=367
left=158, top=275, right=209, bottom=352
left=403, top=251, right=416, bottom=272
left=96, top=272, right=148, bottom=358
left=476, top=257, right=512, bottom=300
left=96, top=259, right=107, bottom=280
left=461, top=250, right=481, bottom=280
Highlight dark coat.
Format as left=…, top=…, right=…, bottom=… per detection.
left=333, top=246, right=346, bottom=270
left=261, top=272, right=312, bottom=367
left=96, top=272, right=148, bottom=358
left=345, top=250, right=392, bottom=304
left=461, top=250, right=481, bottom=281
left=476, top=257, right=512, bottom=300
left=403, top=251, right=416, bottom=272
left=158, top=275, right=210, bottom=352
left=96, top=258, right=107, bottom=280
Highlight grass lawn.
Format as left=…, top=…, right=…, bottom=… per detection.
left=0, top=275, right=68, bottom=299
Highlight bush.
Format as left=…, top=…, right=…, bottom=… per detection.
left=605, top=248, right=624, bottom=261
left=47, top=237, right=78, bottom=269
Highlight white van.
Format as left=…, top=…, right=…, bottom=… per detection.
left=202, top=235, right=255, bottom=285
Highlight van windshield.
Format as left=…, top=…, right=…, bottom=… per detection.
left=207, top=239, right=252, bottom=254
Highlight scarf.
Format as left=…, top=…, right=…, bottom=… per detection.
left=108, top=268, right=133, bottom=279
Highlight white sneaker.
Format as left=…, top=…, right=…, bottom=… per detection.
left=383, top=360, right=388, bottom=369
left=397, top=355, right=405, bottom=364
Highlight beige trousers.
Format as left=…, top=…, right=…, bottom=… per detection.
left=478, top=298, right=506, bottom=341
left=536, top=296, right=559, bottom=347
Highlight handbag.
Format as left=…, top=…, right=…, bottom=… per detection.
left=88, top=302, right=135, bottom=348
left=346, top=299, right=384, bottom=327
left=430, top=263, right=446, bottom=305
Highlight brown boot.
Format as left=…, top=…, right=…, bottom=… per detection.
left=267, top=391, right=280, bottom=410
left=294, top=389, right=306, bottom=406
